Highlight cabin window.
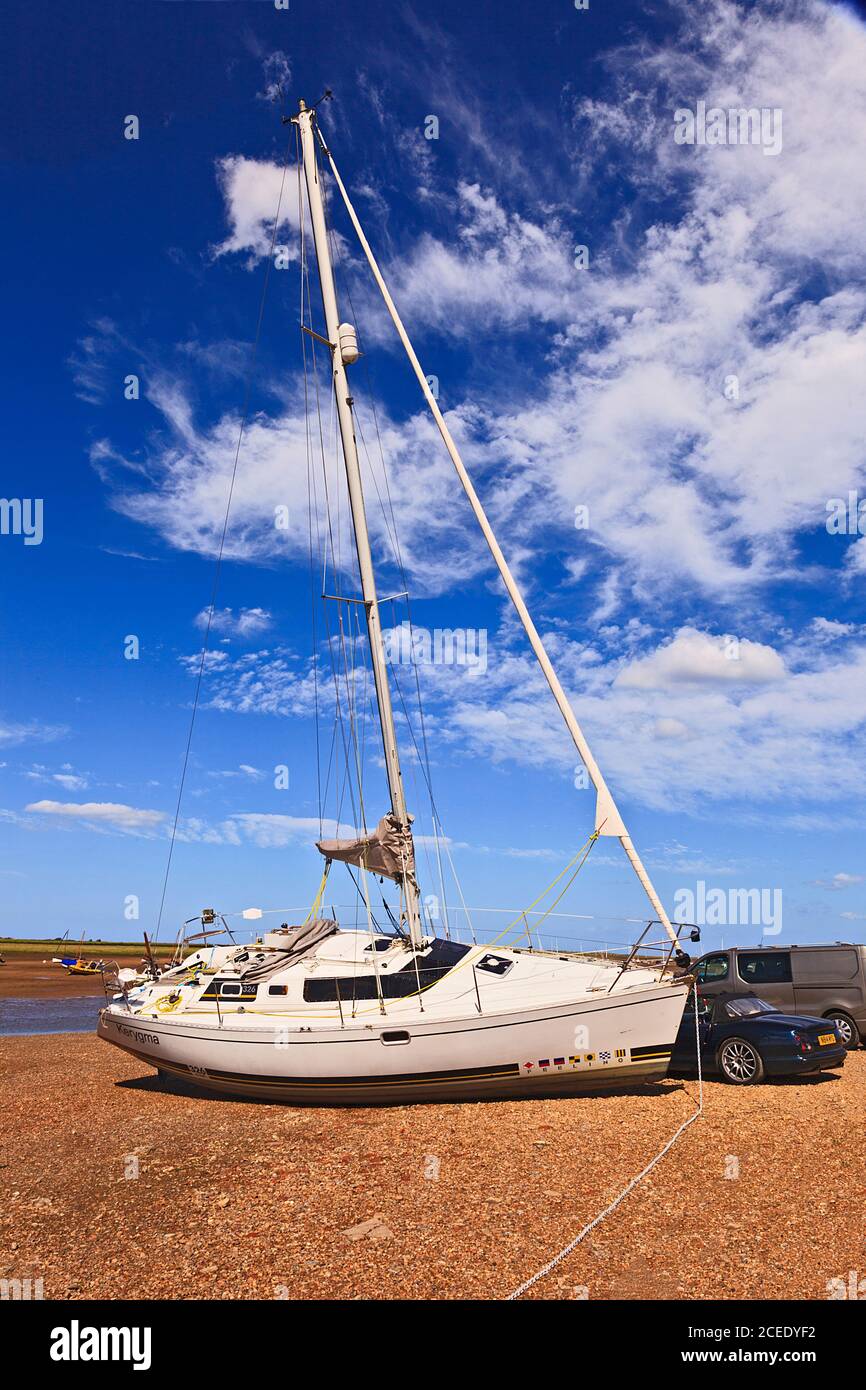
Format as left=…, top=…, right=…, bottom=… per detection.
left=304, top=975, right=381, bottom=1003
left=303, top=939, right=471, bottom=1003
left=268, top=984, right=288, bottom=996
left=220, top=982, right=242, bottom=997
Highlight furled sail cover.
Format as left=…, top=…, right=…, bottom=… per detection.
left=240, top=918, right=339, bottom=980
left=316, top=813, right=417, bottom=886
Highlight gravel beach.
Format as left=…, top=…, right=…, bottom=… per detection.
left=1, top=1031, right=863, bottom=1301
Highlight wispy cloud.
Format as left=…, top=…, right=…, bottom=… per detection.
left=195, top=606, right=273, bottom=639
left=207, top=764, right=268, bottom=782
left=24, top=763, right=89, bottom=791
left=67, top=317, right=122, bottom=404
left=377, top=623, right=866, bottom=815
left=811, top=872, right=865, bottom=891
left=25, top=800, right=166, bottom=835
left=0, top=718, right=67, bottom=748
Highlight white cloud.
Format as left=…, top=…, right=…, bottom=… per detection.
left=812, top=872, right=865, bottom=890
left=212, top=155, right=302, bottom=263
left=0, top=718, right=67, bottom=748
left=96, top=371, right=487, bottom=597
left=25, top=800, right=166, bottom=834
left=175, top=813, right=354, bottom=850
left=811, top=617, right=859, bottom=642
left=616, top=628, right=786, bottom=689
left=844, top=537, right=866, bottom=575
left=67, top=318, right=122, bottom=404
left=94, top=3, right=866, bottom=613
left=257, top=50, right=291, bottom=106
left=653, top=717, right=692, bottom=740
left=207, top=764, right=267, bottom=782
left=179, top=650, right=230, bottom=674
left=195, top=606, right=273, bottom=639
left=183, top=648, right=317, bottom=718
left=220, top=813, right=330, bottom=850
left=73, top=0, right=866, bottom=838
left=343, top=0, right=866, bottom=605
left=24, top=763, right=89, bottom=791
left=378, top=181, right=578, bottom=337
left=396, top=623, right=866, bottom=814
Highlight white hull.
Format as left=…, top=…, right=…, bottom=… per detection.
left=98, top=978, right=688, bottom=1105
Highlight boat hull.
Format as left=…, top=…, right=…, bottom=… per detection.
left=98, top=982, right=688, bottom=1104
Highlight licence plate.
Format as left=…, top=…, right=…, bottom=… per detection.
left=818, top=1033, right=836, bottom=1046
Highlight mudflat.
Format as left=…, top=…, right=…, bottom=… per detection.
left=1, top=1032, right=863, bottom=1301
left=0, top=955, right=168, bottom=1000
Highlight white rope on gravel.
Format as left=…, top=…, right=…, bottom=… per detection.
left=505, top=982, right=704, bottom=1301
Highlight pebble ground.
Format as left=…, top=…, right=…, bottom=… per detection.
left=1, top=1033, right=863, bottom=1301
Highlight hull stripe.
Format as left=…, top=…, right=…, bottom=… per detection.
left=107, top=1038, right=674, bottom=1091
left=118, top=1050, right=670, bottom=1099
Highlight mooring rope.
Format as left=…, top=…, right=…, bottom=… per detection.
left=505, top=981, right=704, bottom=1300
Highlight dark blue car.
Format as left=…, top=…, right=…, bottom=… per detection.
left=670, top=992, right=848, bottom=1084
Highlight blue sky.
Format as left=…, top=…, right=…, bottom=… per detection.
left=2, top=0, right=866, bottom=951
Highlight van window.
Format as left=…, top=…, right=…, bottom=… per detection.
left=792, top=949, right=858, bottom=982
left=737, top=952, right=791, bottom=985
left=695, top=954, right=729, bottom=983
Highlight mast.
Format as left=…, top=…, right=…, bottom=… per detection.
left=318, top=126, right=679, bottom=946
left=295, top=101, right=423, bottom=949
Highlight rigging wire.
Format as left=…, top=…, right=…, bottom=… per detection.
left=299, top=141, right=366, bottom=842
left=326, top=176, right=458, bottom=935
left=298, top=124, right=324, bottom=839
left=153, top=130, right=294, bottom=946
left=306, top=128, right=593, bottom=950
left=304, top=134, right=399, bottom=897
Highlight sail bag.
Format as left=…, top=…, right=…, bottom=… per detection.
left=316, top=812, right=417, bottom=887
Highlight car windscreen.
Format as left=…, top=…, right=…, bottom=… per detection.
left=723, top=997, right=779, bottom=1019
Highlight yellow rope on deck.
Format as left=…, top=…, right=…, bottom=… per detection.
left=302, top=863, right=331, bottom=926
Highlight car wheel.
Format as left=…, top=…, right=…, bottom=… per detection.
left=825, top=1013, right=860, bottom=1050
left=717, top=1037, right=765, bottom=1085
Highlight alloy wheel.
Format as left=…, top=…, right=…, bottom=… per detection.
left=829, top=1014, right=858, bottom=1049
left=720, top=1039, right=760, bottom=1083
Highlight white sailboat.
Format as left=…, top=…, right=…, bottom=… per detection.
left=98, top=98, right=692, bottom=1103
